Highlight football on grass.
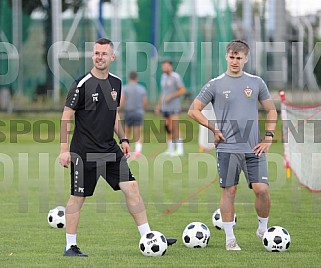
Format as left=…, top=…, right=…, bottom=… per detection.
left=212, top=208, right=237, bottom=230
left=47, top=206, right=66, bottom=228
left=182, top=222, right=210, bottom=248
left=262, top=226, right=291, bottom=252
left=139, top=231, right=167, bottom=257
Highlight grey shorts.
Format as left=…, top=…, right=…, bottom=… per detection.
left=216, top=152, right=268, bottom=188
left=161, top=110, right=180, bottom=118
left=123, top=112, right=143, bottom=127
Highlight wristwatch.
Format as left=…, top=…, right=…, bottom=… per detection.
left=119, top=138, right=130, bottom=144
left=265, top=131, right=274, bottom=138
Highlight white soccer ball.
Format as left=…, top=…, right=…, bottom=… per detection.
left=47, top=206, right=66, bottom=228
left=212, top=208, right=236, bottom=230
left=182, top=222, right=211, bottom=248
left=262, top=226, right=291, bottom=252
left=139, top=231, right=168, bottom=257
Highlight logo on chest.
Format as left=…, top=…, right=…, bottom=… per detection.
left=244, top=86, right=252, bottom=98
left=92, top=93, right=99, bottom=102
left=222, top=90, right=231, bottom=99
left=111, top=89, right=117, bottom=101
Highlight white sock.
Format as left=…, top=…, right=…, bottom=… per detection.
left=66, top=233, right=77, bottom=250
left=223, top=222, right=236, bottom=243
left=135, top=142, right=142, bottom=153
left=258, top=216, right=269, bottom=232
left=176, top=139, right=184, bottom=153
left=167, top=140, right=174, bottom=152
left=138, top=223, right=151, bottom=237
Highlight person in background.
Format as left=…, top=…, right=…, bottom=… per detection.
left=155, top=60, right=186, bottom=156
left=119, top=71, right=147, bottom=159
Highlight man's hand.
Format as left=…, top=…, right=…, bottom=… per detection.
left=253, top=136, right=273, bottom=156
left=59, top=151, right=71, bottom=168
left=121, top=142, right=131, bottom=159
left=154, top=104, right=161, bottom=115
left=214, top=130, right=226, bottom=146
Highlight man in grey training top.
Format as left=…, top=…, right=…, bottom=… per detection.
left=188, top=40, right=277, bottom=251
left=155, top=60, right=186, bottom=156
left=120, top=71, right=147, bottom=159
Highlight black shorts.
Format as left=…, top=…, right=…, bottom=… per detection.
left=123, top=112, right=144, bottom=127
left=216, top=152, right=268, bottom=189
left=70, top=147, right=135, bottom=197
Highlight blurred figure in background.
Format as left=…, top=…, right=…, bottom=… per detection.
left=155, top=60, right=186, bottom=156
left=120, top=71, right=147, bottom=159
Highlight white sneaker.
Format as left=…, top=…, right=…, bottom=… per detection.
left=169, top=150, right=184, bottom=156
left=256, top=229, right=265, bottom=240
left=163, top=150, right=174, bottom=155
left=226, top=240, right=241, bottom=251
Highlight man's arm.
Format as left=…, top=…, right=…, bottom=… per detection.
left=119, top=95, right=126, bottom=112
left=188, top=99, right=225, bottom=145
left=164, top=86, right=186, bottom=103
left=154, top=94, right=163, bottom=115
left=253, top=98, right=278, bottom=156
left=114, top=109, right=130, bottom=158
left=143, top=95, right=147, bottom=110
left=59, top=107, right=75, bottom=168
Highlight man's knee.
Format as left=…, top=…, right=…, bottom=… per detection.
left=222, top=186, right=237, bottom=198
left=66, top=196, right=86, bottom=214
left=252, top=183, right=269, bottom=196
left=120, top=181, right=141, bottom=196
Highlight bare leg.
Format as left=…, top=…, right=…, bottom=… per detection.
left=65, top=195, right=86, bottom=234
left=169, top=114, right=183, bottom=154
left=220, top=186, right=239, bottom=248
left=119, top=181, right=147, bottom=226
left=220, top=186, right=237, bottom=222
left=252, top=183, right=270, bottom=217
left=170, top=114, right=180, bottom=142
left=165, top=117, right=173, bottom=141
left=125, top=125, right=132, bottom=142
left=252, top=183, right=270, bottom=235
left=133, top=125, right=142, bottom=144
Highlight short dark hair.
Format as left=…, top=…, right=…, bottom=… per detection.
left=226, top=40, right=249, bottom=55
left=162, top=59, right=173, bottom=65
left=129, top=71, right=138, bottom=80
left=95, top=38, right=114, bottom=48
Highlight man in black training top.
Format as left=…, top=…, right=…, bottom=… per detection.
left=59, top=38, right=176, bottom=257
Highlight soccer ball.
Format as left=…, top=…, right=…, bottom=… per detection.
left=47, top=206, right=66, bottom=228
left=182, top=222, right=211, bottom=248
left=212, top=208, right=236, bottom=230
left=262, top=226, right=291, bottom=252
left=139, top=231, right=168, bottom=257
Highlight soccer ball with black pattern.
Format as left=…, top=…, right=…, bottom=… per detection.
left=47, top=206, right=66, bottom=228
left=262, top=226, right=291, bottom=252
left=182, top=222, right=211, bottom=248
left=212, top=208, right=237, bottom=230
left=139, top=231, right=167, bottom=257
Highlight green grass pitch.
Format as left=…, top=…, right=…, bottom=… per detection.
left=0, top=112, right=320, bottom=267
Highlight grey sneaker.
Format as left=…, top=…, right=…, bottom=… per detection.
left=226, top=240, right=241, bottom=251
left=256, top=229, right=265, bottom=240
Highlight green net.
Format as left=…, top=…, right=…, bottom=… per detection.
left=0, top=0, right=233, bottom=108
